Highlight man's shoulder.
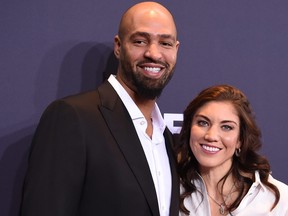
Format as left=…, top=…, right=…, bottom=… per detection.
left=62, top=89, right=99, bottom=104
left=41, top=90, right=99, bottom=118
left=60, top=81, right=114, bottom=106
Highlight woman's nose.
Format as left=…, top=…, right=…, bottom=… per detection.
left=204, top=127, right=219, bottom=142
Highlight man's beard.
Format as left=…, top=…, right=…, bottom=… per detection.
left=120, top=61, right=175, bottom=100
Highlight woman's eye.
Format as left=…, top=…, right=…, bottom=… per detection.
left=222, top=125, right=233, bottom=131
left=197, top=120, right=208, bottom=127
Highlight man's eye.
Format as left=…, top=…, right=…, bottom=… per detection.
left=160, top=41, right=173, bottom=47
left=133, top=40, right=147, bottom=45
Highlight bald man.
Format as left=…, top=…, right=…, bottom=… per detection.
left=20, top=2, right=180, bottom=216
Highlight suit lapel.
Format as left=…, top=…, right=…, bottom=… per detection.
left=98, top=81, right=160, bottom=216
left=164, top=129, right=180, bottom=216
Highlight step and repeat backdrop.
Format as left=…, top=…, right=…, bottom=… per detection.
left=1, top=1, right=288, bottom=215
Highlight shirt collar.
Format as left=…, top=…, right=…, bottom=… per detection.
left=254, top=170, right=267, bottom=192
left=194, top=171, right=267, bottom=192
left=108, top=75, right=166, bottom=132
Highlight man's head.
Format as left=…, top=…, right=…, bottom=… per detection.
left=114, top=1, right=180, bottom=100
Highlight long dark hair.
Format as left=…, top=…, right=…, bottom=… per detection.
left=176, top=84, right=280, bottom=214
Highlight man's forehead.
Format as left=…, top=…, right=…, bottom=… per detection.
left=126, top=15, right=176, bottom=35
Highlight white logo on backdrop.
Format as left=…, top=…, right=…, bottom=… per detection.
left=163, top=113, right=183, bottom=134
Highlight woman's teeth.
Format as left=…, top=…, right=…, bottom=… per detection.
left=202, top=144, right=220, bottom=152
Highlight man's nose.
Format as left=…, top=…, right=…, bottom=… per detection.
left=144, top=43, right=162, bottom=60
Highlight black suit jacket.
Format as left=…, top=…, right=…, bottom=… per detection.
left=20, top=81, right=179, bottom=216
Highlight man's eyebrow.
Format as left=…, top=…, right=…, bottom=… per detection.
left=159, top=34, right=176, bottom=41
left=130, top=31, right=176, bottom=41
left=130, top=31, right=151, bottom=39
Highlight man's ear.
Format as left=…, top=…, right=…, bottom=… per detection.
left=114, top=35, right=121, bottom=59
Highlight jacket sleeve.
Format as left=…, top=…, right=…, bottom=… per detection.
left=20, top=100, right=86, bottom=216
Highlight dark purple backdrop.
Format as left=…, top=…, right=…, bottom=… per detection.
left=1, top=1, right=288, bottom=215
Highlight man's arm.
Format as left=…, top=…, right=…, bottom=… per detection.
left=20, top=101, right=86, bottom=216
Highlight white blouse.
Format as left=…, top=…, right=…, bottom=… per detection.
left=180, top=171, right=288, bottom=216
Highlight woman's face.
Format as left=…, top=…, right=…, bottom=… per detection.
left=189, top=101, right=241, bottom=173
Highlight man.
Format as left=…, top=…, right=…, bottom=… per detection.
left=20, top=2, right=180, bottom=216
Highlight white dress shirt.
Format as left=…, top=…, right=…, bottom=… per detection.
left=108, top=75, right=172, bottom=216
left=180, top=171, right=288, bottom=216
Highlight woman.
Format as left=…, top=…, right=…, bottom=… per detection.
left=176, top=84, right=288, bottom=215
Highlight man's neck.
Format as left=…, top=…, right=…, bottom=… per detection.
left=116, top=74, right=157, bottom=120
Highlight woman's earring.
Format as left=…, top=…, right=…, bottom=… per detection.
left=235, top=148, right=241, bottom=157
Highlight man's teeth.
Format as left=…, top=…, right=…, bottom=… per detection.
left=144, top=67, right=161, bottom=73
left=202, top=144, right=220, bottom=152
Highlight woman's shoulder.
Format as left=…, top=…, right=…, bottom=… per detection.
left=268, top=174, right=288, bottom=192
left=267, top=174, right=288, bottom=215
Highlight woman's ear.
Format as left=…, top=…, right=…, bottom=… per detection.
left=236, top=140, right=241, bottom=149
left=235, top=140, right=242, bottom=157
